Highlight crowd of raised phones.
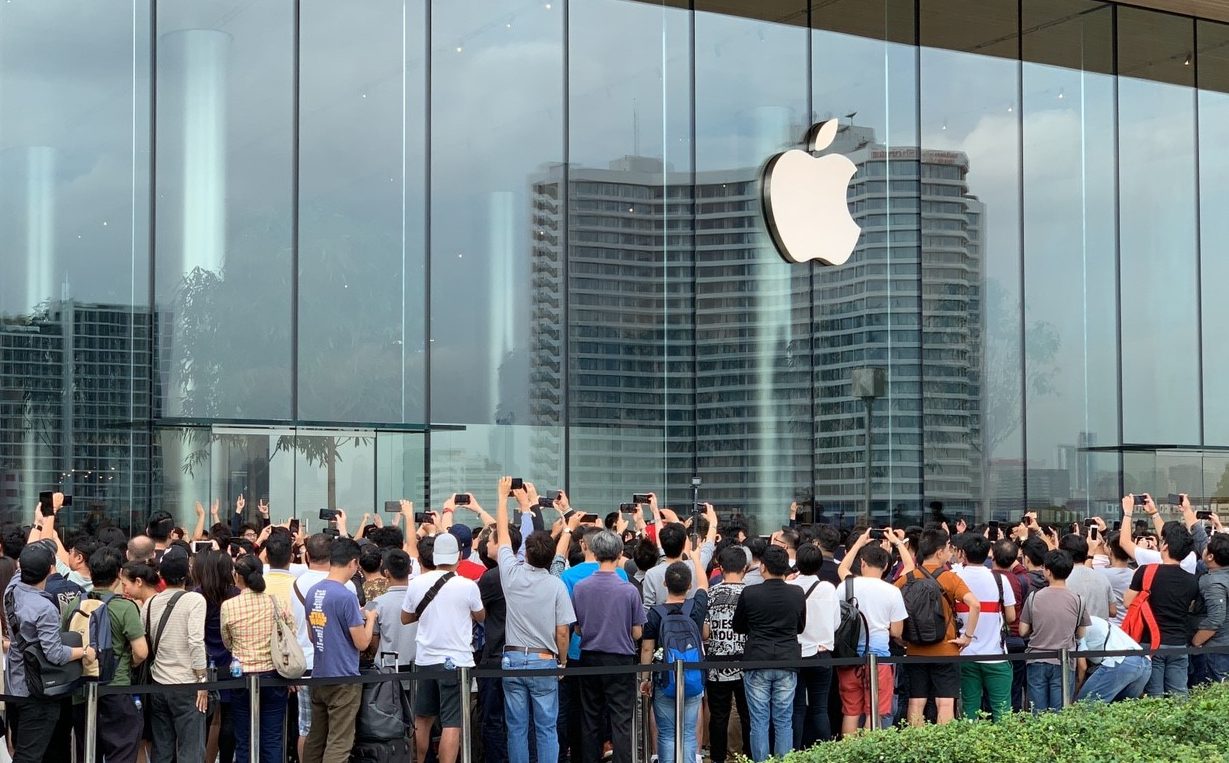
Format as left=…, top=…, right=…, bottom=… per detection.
left=0, top=485, right=1225, bottom=763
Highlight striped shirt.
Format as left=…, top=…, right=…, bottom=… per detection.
left=141, top=588, right=207, bottom=684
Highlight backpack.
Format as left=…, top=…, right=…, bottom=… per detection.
left=833, top=577, right=869, bottom=659
left=653, top=600, right=705, bottom=699
left=900, top=566, right=949, bottom=645
left=1122, top=564, right=1162, bottom=651
left=356, top=656, right=414, bottom=742
left=66, top=593, right=121, bottom=683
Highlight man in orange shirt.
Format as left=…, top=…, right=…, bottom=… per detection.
left=894, top=528, right=980, bottom=726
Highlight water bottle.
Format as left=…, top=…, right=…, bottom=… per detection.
left=230, top=657, right=242, bottom=678
left=133, top=695, right=142, bottom=711
left=444, top=657, right=455, bottom=671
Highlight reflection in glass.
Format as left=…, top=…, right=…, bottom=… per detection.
left=920, top=0, right=1022, bottom=521
left=1021, top=2, right=1119, bottom=512
left=1199, top=21, right=1229, bottom=446
left=1117, top=8, right=1198, bottom=445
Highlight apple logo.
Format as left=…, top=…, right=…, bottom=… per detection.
left=760, top=119, right=861, bottom=266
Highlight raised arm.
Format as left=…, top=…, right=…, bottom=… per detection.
left=193, top=501, right=208, bottom=541
left=496, top=476, right=512, bottom=548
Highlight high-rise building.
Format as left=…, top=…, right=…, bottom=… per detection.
left=530, top=126, right=985, bottom=527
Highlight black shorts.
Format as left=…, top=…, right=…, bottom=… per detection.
left=413, top=662, right=463, bottom=728
left=905, top=661, right=961, bottom=700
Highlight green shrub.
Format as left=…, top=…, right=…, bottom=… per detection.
left=767, top=683, right=1229, bottom=763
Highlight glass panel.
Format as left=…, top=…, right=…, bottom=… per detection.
left=155, top=1, right=294, bottom=420
left=375, top=431, right=427, bottom=513
left=694, top=1, right=811, bottom=531
left=920, top=0, right=1021, bottom=522
left=0, top=1, right=151, bottom=523
left=1021, top=2, right=1119, bottom=513
left=1199, top=21, right=1229, bottom=445
left=298, top=1, right=426, bottom=424
left=428, top=424, right=564, bottom=512
left=565, top=0, right=692, bottom=509
left=1117, top=8, right=1198, bottom=445
left=813, top=0, right=921, bottom=528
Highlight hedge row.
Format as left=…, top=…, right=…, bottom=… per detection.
left=771, top=683, right=1229, bottom=763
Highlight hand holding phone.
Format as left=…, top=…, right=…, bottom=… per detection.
left=454, top=493, right=471, bottom=506
left=319, top=508, right=338, bottom=521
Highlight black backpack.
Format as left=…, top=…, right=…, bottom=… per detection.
left=900, top=566, right=949, bottom=645
left=833, top=578, right=869, bottom=659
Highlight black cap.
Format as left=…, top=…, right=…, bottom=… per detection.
left=18, top=543, right=54, bottom=584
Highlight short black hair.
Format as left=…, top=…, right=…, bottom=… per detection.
left=775, top=527, right=799, bottom=551
left=524, top=531, right=555, bottom=570
left=263, top=534, right=293, bottom=568
left=359, top=544, right=383, bottom=574
left=746, top=536, right=769, bottom=561
left=382, top=549, right=411, bottom=580
left=1161, top=521, right=1194, bottom=561
left=858, top=544, right=890, bottom=571
left=991, top=539, right=1019, bottom=569
left=147, top=511, right=175, bottom=542
left=1207, top=533, right=1229, bottom=567
left=633, top=538, right=659, bottom=572
left=659, top=524, right=687, bottom=558
left=89, top=546, right=125, bottom=588
left=962, top=535, right=991, bottom=565
left=795, top=543, right=823, bottom=576
left=329, top=537, right=361, bottom=567
left=814, top=524, right=840, bottom=554
left=305, top=533, right=332, bottom=564
left=1021, top=536, right=1048, bottom=567
left=664, top=561, right=692, bottom=595
left=761, top=546, right=791, bottom=576
left=717, top=545, right=748, bottom=575
left=417, top=535, right=436, bottom=570
left=0, top=524, right=26, bottom=560
left=71, top=536, right=103, bottom=563
left=919, top=528, right=950, bottom=560
left=1059, top=533, right=1089, bottom=564
left=1043, top=549, right=1074, bottom=580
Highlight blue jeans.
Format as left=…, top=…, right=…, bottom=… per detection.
left=501, top=652, right=559, bottom=763
left=1026, top=662, right=1071, bottom=713
left=1145, top=652, right=1189, bottom=698
left=1076, top=655, right=1150, bottom=703
left=743, top=669, right=795, bottom=761
left=652, top=691, right=701, bottom=763
left=231, top=672, right=288, bottom=763
left=1207, top=652, right=1229, bottom=682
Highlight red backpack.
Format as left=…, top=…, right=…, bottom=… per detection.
left=1121, top=565, right=1161, bottom=651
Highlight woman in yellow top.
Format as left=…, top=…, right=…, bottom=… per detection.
left=220, top=554, right=291, bottom=763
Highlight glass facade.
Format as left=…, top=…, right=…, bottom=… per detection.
left=3, top=0, right=1228, bottom=534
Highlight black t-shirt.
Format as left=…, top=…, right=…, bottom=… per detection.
left=477, top=566, right=506, bottom=665
left=1130, top=564, right=1199, bottom=646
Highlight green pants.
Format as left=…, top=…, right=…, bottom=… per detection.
left=961, top=661, right=1013, bottom=721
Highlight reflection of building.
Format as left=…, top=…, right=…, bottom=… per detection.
left=0, top=301, right=154, bottom=523
left=530, top=127, right=986, bottom=525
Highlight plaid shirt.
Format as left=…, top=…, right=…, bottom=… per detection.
left=220, top=589, right=285, bottom=673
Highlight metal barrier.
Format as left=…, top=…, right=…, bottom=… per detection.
left=17, top=643, right=1220, bottom=763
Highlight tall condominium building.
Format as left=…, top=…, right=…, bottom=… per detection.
left=530, top=126, right=984, bottom=528
left=0, top=301, right=154, bottom=526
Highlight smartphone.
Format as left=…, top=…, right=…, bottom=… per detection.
left=535, top=497, right=554, bottom=510
left=1167, top=493, right=1184, bottom=506
left=619, top=503, right=637, bottom=512
left=510, top=478, right=524, bottom=491
left=288, top=518, right=300, bottom=535
left=1089, top=526, right=1099, bottom=541
left=632, top=493, right=652, bottom=504
left=1083, top=518, right=1096, bottom=527
left=319, top=508, right=338, bottom=521
left=38, top=491, right=54, bottom=516
left=192, top=540, right=212, bottom=554
left=580, top=513, right=599, bottom=523
left=1197, top=510, right=1214, bottom=520
left=381, top=501, right=398, bottom=513
left=454, top=493, right=471, bottom=506
left=1134, top=494, right=1147, bottom=507
left=869, top=528, right=886, bottom=541
left=323, top=528, right=340, bottom=538
left=414, top=512, right=431, bottom=524
left=552, top=490, right=564, bottom=502
left=1112, top=521, right=1122, bottom=531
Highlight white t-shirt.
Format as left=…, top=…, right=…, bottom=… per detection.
left=290, top=569, right=356, bottom=671
left=834, top=576, right=907, bottom=658
left=954, top=565, right=1016, bottom=657
left=790, top=575, right=839, bottom=656
left=401, top=570, right=483, bottom=668
left=1132, top=547, right=1197, bottom=575
left=1077, top=616, right=1142, bottom=667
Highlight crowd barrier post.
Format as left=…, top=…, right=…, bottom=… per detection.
left=673, top=660, right=685, bottom=763
left=1060, top=648, right=1072, bottom=708
left=866, top=652, right=881, bottom=731
left=247, top=674, right=261, bottom=763
left=459, top=665, right=473, bottom=763
left=84, top=681, right=99, bottom=762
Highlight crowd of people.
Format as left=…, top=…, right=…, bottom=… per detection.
left=0, top=486, right=1225, bottom=763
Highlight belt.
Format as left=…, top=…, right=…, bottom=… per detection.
left=503, top=646, right=555, bottom=659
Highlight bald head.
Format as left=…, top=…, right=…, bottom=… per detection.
left=127, top=535, right=155, bottom=563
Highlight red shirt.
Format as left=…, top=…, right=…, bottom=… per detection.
left=456, top=558, right=486, bottom=581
